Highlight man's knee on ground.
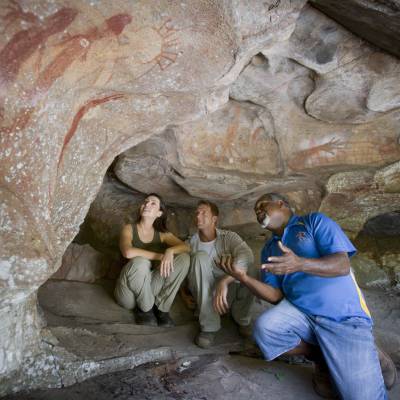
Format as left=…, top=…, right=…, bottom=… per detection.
left=253, top=314, right=290, bottom=360
left=253, top=311, right=287, bottom=342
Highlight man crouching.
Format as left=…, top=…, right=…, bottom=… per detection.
left=188, top=200, right=256, bottom=348
left=219, top=192, right=397, bottom=399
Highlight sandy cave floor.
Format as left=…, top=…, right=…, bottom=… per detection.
left=3, top=278, right=399, bottom=400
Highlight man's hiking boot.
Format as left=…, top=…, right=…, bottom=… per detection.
left=195, top=331, right=216, bottom=348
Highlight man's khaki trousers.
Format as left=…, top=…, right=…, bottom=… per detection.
left=188, top=251, right=254, bottom=332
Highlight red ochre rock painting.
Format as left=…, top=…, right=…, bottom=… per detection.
left=44, top=93, right=127, bottom=210
left=0, top=4, right=133, bottom=146
left=33, top=13, right=132, bottom=95
left=0, top=3, right=78, bottom=87
left=287, top=135, right=400, bottom=171
left=58, top=93, right=126, bottom=169
left=143, top=18, right=180, bottom=72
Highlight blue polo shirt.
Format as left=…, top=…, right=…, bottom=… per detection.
left=261, top=212, right=371, bottom=322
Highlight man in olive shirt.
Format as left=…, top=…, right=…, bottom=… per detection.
left=188, top=200, right=256, bottom=348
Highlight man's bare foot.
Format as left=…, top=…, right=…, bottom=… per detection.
left=312, top=363, right=339, bottom=399
left=378, top=346, right=398, bottom=390
left=229, top=345, right=263, bottom=359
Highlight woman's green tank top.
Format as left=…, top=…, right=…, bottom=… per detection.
left=131, top=224, right=168, bottom=254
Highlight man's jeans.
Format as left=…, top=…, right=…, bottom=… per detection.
left=253, top=299, right=387, bottom=400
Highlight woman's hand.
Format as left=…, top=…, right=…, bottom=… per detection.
left=160, top=248, right=174, bottom=278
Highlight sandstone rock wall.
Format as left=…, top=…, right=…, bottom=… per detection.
left=0, top=0, right=307, bottom=383
left=1, top=0, right=399, bottom=391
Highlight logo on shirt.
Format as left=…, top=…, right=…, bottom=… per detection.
left=296, top=231, right=308, bottom=242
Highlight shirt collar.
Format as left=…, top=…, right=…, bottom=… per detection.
left=286, top=214, right=301, bottom=227
left=196, top=228, right=221, bottom=240
left=271, top=214, right=301, bottom=240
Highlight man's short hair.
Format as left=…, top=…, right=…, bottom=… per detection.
left=255, top=192, right=291, bottom=208
left=197, top=200, right=219, bottom=217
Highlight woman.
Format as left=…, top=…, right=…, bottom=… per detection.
left=114, top=193, right=190, bottom=327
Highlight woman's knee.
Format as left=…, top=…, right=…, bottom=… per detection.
left=124, top=257, right=152, bottom=277
left=175, top=252, right=190, bottom=266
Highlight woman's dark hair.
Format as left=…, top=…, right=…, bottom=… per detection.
left=136, top=193, right=168, bottom=232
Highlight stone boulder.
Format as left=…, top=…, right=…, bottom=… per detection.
left=350, top=253, right=390, bottom=289
left=375, top=160, right=400, bottom=193
left=51, top=244, right=110, bottom=283
left=231, top=6, right=400, bottom=176
left=113, top=130, right=194, bottom=206
left=320, top=167, right=400, bottom=238
left=115, top=100, right=283, bottom=202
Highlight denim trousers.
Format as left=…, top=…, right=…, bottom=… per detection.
left=253, top=299, right=387, bottom=400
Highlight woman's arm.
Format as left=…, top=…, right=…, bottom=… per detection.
left=119, top=224, right=163, bottom=260
left=157, top=232, right=190, bottom=278
left=160, top=232, right=191, bottom=255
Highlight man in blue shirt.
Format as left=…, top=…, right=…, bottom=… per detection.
left=218, top=192, right=397, bottom=399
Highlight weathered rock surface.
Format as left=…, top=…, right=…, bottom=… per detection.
left=1, top=0, right=400, bottom=395
left=231, top=6, right=400, bottom=176
left=51, top=244, right=110, bottom=283
left=310, top=0, right=400, bottom=59
left=320, top=167, right=400, bottom=238
left=375, top=160, right=400, bottom=193
left=0, top=0, right=309, bottom=383
left=350, top=253, right=390, bottom=289
left=1, top=355, right=324, bottom=400
left=113, top=131, right=193, bottom=206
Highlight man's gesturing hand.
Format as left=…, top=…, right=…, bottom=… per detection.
left=261, top=241, right=304, bottom=275
left=218, top=254, right=246, bottom=281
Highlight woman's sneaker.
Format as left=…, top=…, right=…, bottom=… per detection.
left=153, top=305, right=175, bottom=327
